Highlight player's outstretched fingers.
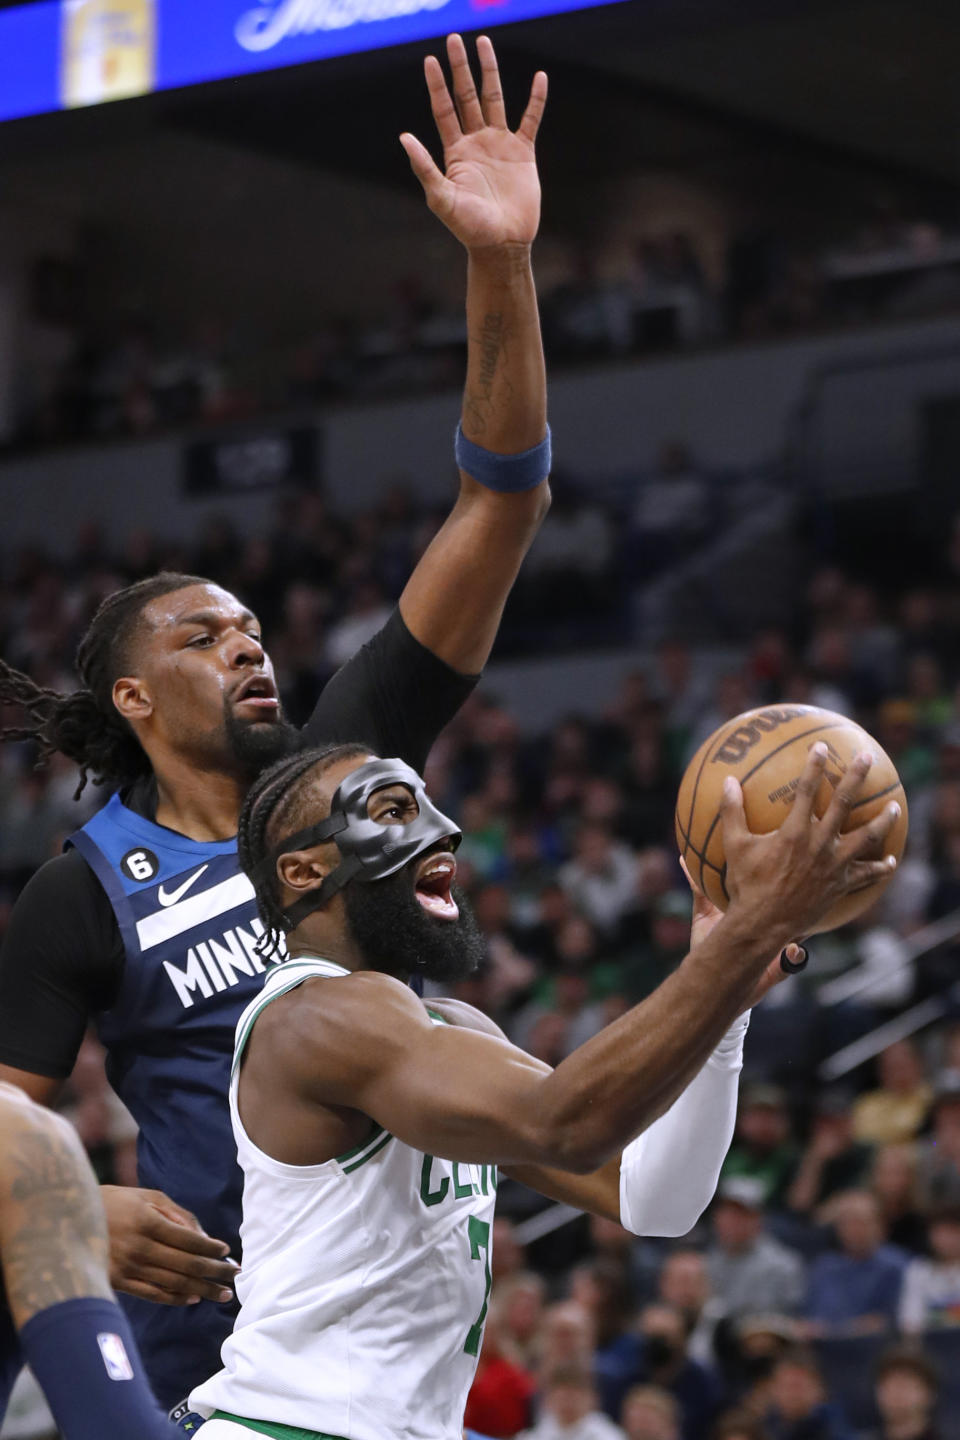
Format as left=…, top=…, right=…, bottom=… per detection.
left=132, top=1237, right=237, bottom=1304
left=717, top=775, right=750, bottom=850
left=144, top=1211, right=232, bottom=1259
left=517, top=69, right=548, bottom=144
left=118, top=1278, right=199, bottom=1308
left=819, top=749, right=875, bottom=839
left=423, top=53, right=462, bottom=149
left=781, top=742, right=830, bottom=834
left=843, top=798, right=902, bottom=862
left=125, top=1259, right=234, bottom=1306
left=843, top=854, right=898, bottom=894
left=445, top=33, right=485, bottom=133
left=399, top=132, right=446, bottom=204
left=476, top=35, right=508, bottom=129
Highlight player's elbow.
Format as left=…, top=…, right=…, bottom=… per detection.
left=623, top=1187, right=715, bottom=1240
left=460, top=475, right=551, bottom=538
left=634, top=1205, right=706, bottom=1240
left=537, top=1123, right=615, bottom=1176
left=520, top=479, right=552, bottom=537
left=529, top=478, right=551, bottom=524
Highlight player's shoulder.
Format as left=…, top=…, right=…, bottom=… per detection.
left=245, top=969, right=436, bottom=1113
left=10, top=846, right=105, bottom=917
left=425, top=997, right=506, bottom=1040
left=2, top=847, right=121, bottom=995
left=254, top=967, right=430, bottom=1067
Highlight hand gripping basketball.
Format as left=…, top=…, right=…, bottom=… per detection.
left=717, top=743, right=901, bottom=949
left=675, top=704, right=908, bottom=931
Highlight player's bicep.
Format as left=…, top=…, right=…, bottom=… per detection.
left=360, top=1024, right=552, bottom=1165
left=303, top=610, right=477, bottom=773
left=294, top=976, right=553, bottom=1167
left=0, top=859, right=105, bottom=1081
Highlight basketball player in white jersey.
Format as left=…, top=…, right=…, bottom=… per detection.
left=188, top=738, right=901, bottom=1439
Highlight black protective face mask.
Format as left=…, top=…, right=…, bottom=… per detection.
left=255, top=757, right=462, bottom=932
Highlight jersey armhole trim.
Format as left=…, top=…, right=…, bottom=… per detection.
left=339, top=1130, right=393, bottom=1172
left=231, top=956, right=395, bottom=1177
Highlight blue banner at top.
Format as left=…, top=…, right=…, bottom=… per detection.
left=0, top=0, right=625, bottom=123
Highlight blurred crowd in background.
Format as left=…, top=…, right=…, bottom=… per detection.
left=3, top=480, right=960, bottom=1435
left=1, top=6, right=959, bottom=1434
left=10, top=204, right=960, bottom=452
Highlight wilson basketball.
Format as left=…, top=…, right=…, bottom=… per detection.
left=675, top=704, right=908, bottom=934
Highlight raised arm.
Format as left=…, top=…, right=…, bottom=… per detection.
left=397, top=34, right=550, bottom=674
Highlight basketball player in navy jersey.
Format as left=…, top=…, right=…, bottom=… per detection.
left=0, top=1084, right=176, bottom=1437
left=0, top=35, right=550, bottom=1411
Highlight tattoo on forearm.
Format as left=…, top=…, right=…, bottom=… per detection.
left=1, top=1125, right=111, bottom=1326
left=464, top=311, right=509, bottom=436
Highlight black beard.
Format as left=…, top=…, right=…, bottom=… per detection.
left=344, top=868, right=484, bottom=983
left=223, top=701, right=302, bottom=780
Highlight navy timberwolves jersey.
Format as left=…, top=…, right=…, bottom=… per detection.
left=68, top=792, right=283, bottom=1408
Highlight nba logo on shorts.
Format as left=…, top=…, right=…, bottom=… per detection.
left=97, top=1331, right=134, bottom=1381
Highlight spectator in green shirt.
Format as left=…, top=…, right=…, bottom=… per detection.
left=722, top=1085, right=801, bottom=1208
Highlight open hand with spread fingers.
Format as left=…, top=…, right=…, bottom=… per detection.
left=400, top=33, right=547, bottom=251
left=719, top=741, right=902, bottom=951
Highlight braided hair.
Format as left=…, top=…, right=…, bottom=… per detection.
left=0, top=571, right=208, bottom=799
left=238, top=742, right=372, bottom=957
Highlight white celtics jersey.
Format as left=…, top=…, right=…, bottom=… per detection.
left=190, top=956, right=498, bottom=1439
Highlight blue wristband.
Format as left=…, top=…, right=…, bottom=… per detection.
left=455, top=422, right=551, bottom=493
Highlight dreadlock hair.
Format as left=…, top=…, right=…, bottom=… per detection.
left=238, top=742, right=373, bottom=958
left=0, top=571, right=209, bottom=799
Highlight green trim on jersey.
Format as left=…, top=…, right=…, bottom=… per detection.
left=341, top=1129, right=392, bottom=1172
left=333, top=1004, right=449, bottom=1168
left=211, top=1411, right=349, bottom=1440
left=231, top=956, right=349, bottom=1079
left=231, top=955, right=398, bottom=1170
left=334, top=1000, right=447, bottom=1166
left=335, top=1123, right=385, bottom=1163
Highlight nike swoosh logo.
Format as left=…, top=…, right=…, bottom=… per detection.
left=157, top=865, right=209, bottom=908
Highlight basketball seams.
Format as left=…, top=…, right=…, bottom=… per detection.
left=675, top=810, right=725, bottom=876
left=734, top=721, right=850, bottom=790
left=676, top=707, right=905, bottom=926
left=679, top=732, right=718, bottom=865
left=694, top=721, right=849, bottom=890
left=679, top=709, right=782, bottom=889
left=849, top=779, right=903, bottom=812
left=675, top=700, right=783, bottom=864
